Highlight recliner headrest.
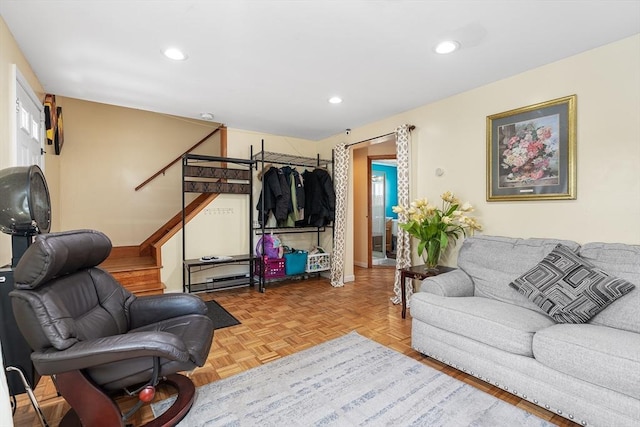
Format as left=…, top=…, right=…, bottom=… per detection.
left=14, top=229, right=112, bottom=290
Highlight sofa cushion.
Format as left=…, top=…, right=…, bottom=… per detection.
left=533, top=324, right=640, bottom=400
left=580, top=243, right=640, bottom=333
left=510, top=244, right=635, bottom=323
left=457, top=235, right=580, bottom=312
left=410, top=293, right=556, bottom=357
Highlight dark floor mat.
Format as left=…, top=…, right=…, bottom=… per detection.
left=205, top=300, right=240, bottom=330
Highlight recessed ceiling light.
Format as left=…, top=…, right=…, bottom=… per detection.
left=199, top=112, right=214, bottom=121
left=434, top=40, right=459, bottom=54
left=328, top=96, right=343, bottom=104
left=163, top=47, right=188, bottom=61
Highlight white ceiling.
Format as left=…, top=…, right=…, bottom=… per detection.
left=1, top=1, right=639, bottom=141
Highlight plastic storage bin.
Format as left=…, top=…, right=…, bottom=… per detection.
left=284, top=251, right=307, bottom=275
left=306, top=253, right=331, bottom=273
left=255, top=257, right=286, bottom=278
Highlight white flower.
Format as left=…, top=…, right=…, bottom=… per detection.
left=441, top=191, right=455, bottom=203
left=414, top=198, right=428, bottom=208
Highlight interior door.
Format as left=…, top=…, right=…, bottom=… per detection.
left=15, top=69, right=45, bottom=169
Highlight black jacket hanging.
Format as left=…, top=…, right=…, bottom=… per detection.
left=256, top=167, right=291, bottom=225
left=281, top=166, right=305, bottom=211
left=302, top=168, right=335, bottom=227
left=275, top=168, right=292, bottom=226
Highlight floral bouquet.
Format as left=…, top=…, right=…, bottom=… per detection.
left=393, top=191, right=481, bottom=269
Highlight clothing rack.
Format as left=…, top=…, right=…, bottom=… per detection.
left=252, top=139, right=334, bottom=292
left=252, top=142, right=333, bottom=235
left=252, top=151, right=332, bottom=169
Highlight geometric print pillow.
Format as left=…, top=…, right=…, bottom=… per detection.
left=509, top=244, right=636, bottom=324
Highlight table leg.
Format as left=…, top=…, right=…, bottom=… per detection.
left=401, top=270, right=407, bottom=319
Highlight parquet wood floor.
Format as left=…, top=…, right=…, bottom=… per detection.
left=11, top=266, right=577, bottom=427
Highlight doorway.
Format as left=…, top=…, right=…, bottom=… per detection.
left=351, top=137, right=397, bottom=270
left=368, top=156, right=397, bottom=267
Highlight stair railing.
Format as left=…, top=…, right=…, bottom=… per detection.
left=134, top=124, right=225, bottom=191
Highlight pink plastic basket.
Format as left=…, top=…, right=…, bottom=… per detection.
left=255, top=257, right=286, bottom=278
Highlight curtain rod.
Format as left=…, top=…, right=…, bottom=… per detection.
left=345, top=125, right=415, bottom=147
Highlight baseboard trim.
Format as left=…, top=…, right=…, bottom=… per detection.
left=354, top=261, right=367, bottom=268
left=343, top=274, right=355, bottom=283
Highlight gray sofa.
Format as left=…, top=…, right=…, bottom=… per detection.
left=410, top=235, right=640, bottom=427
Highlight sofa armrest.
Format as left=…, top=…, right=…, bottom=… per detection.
left=419, top=269, right=474, bottom=297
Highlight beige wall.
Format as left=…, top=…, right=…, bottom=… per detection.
left=60, top=109, right=325, bottom=249
left=320, top=34, right=640, bottom=280
left=56, top=97, right=221, bottom=245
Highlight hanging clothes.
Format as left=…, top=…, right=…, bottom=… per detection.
left=281, top=166, right=305, bottom=226
left=302, top=168, right=335, bottom=227
left=256, top=167, right=291, bottom=226
left=275, top=168, right=291, bottom=227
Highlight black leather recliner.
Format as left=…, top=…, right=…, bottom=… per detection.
left=10, top=229, right=214, bottom=426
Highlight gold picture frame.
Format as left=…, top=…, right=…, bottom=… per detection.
left=487, top=95, right=576, bottom=201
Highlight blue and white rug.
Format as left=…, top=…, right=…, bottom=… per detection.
left=152, top=331, right=553, bottom=426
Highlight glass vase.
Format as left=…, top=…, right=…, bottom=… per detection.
left=421, top=240, right=441, bottom=272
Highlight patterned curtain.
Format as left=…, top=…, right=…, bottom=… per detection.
left=391, top=125, right=412, bottom=305
left=330, top=142, right=349, bottom=287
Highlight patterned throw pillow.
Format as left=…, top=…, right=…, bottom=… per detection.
left=509, top=244, right=636, bottom=323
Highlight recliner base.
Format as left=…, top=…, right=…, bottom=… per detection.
left=57, top=371, right=195, bottom=427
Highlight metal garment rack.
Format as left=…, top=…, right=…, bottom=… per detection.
left=253, top=151, right=332, bottom=169
left=181, top=152, right=256, bottom=292
left=252, top=139, right=334, bottom=292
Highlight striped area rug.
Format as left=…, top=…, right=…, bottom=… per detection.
left=152, top=331, right=553, bottom=426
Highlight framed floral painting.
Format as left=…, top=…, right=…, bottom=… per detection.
left=486, top=95, right=576, bottom=201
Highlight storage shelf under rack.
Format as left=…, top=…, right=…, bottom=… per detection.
left=183, top=254, right=257, bottom=293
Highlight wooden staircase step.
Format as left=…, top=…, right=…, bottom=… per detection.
left=100, top=255, right=157, bottom=272
left=118, top=280, right=165, bottom=297
left=100, top=255, right=165, bottom=296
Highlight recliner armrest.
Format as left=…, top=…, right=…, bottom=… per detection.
left=128, top=294, right=207, bottom=329
left=419, top=269, right=474, bottom=297
left=31, top=331, right=190, bottom=375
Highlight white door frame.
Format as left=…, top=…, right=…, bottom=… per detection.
left=12, top=64, right=45, bottom=170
